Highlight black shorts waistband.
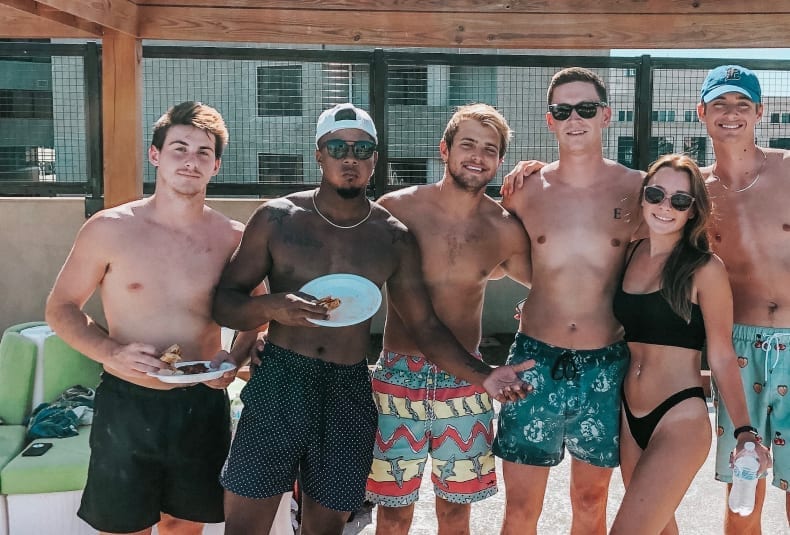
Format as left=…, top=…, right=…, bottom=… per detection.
left=99, top=371, right=219, bottom=399
left=261, top=341, right=368, bottom=375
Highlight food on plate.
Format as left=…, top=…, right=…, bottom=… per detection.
left=159, top=344, right=183, bottom=371
left=315, top=296, right=342, bottom=311
left=177, top=363, right=211, bottom=375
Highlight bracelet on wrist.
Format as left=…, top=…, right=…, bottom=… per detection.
left=733, top=425, right=758, bottom=440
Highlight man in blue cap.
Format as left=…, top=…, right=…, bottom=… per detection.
left=698, top=65, right=789, bottom=532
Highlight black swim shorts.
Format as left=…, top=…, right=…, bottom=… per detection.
left=78, top=373, right=230, bottom=533
left=221, top=342, right=377, bottom=512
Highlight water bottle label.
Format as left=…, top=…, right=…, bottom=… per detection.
left=733, top=466, right=758, bottom=481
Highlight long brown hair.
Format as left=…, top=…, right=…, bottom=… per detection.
left=643, top=154, right=712, bottom=322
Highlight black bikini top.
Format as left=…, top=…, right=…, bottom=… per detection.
left=613, top=240, right=706, bottom=351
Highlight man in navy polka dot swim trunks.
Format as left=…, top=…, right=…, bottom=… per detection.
left=213, top=103, right=536, bottom=535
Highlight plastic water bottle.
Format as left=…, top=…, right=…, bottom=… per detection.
left=230, top=396, right=244, bottom=437
left=728, top=441, right=760, bottom=516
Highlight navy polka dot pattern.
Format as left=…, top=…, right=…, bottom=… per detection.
left=220, top=342, right=377, bottom=512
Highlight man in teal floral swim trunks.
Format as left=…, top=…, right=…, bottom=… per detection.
left=496, top=67, right=644, bottom=534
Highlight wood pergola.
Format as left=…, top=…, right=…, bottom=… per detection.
left=1, top=0, right=788, bottom=208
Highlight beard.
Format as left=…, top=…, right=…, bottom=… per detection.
left=336, top=186, right=364, bottom=199
left=447, top=163, right=492, bottom=193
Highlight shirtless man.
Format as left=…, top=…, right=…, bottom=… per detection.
left=494, top=67, right=643, bottom=535
left=696, top=65, right=790, bottom=533
left=365, top=104, right=531, bottom=535
left=211, top=103, right=532, bottom=535
left=45, top=101, right=257, bottom=535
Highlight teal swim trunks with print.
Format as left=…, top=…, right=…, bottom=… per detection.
left=714, top=324, right=790, bottom=491
left=493, top=332, right=629, bottom=468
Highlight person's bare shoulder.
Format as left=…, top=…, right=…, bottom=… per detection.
left=377, top=185, right=423, bottom=213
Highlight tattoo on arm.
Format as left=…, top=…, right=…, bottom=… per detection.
left=267, top=207, right=289, bottom=226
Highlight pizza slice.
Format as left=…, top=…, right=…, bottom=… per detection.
left=315, top=296, right=342, bottom=311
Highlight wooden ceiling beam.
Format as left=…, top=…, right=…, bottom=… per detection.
left=138, top=8, right=790, bottom=49
left=34, top=0, right=138, bottom=35
left=0, top=3, right=96, bottom=37
left=133, top=0, right=790, bottom=15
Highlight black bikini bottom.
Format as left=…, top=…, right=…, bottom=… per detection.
left=622, top=386, right=706, bottom=450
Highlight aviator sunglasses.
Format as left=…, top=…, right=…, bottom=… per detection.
left=548, top=101, right=607, bottom=121
left=320, top=139, right=377, bottom=160
left=643, top=185, right=695, bottom=211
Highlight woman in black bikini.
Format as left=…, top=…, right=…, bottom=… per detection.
left=610, top=154, right=771, bottom=534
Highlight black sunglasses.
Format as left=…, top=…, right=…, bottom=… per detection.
left=320, top=139, right=377, bottom=160
left=548, top=101, right=608, bottom=121
left=551, top=351, right=578, bottom=381
left=643, top=185, right=695, bottom=211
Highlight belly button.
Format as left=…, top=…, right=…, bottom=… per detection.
left=569, top=323, right=577, bottom=330
left=537, top=235, right=546, bottom=244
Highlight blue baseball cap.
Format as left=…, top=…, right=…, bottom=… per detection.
left=700, top=65, right=761, bottom=104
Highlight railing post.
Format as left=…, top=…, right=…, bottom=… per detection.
left=83, top=42, right=103, bottom=217
left=370, top=48, right=388, bottom=200
left=634, top=54, right=654, bottom=171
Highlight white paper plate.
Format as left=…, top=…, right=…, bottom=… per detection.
left=148, top=361, right=236, bottom=384
left=299, top=273, right=382, bottom=327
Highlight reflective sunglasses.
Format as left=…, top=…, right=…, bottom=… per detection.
left=320, top=139, right=377, bottom=160
left=643, top=185, right=696, bottom=211
left=548, top=101, right=607, bottom=121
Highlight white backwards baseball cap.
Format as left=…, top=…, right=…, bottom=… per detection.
left=315, top=103, right=378, bottom=146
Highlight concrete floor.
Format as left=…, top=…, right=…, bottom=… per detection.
left=345, top=402, right=788, bottom=534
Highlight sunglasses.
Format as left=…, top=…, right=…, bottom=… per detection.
left=320, top=139, right=377, bottom=160
left=643, top=185, right=696, bottom=211
left=548, top=101, right=608, bottom=121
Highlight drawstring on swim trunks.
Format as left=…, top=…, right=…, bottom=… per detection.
left=761, top=332, right=788, bottom=384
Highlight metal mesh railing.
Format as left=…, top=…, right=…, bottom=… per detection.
left=1, top=42, right=790, bottom=203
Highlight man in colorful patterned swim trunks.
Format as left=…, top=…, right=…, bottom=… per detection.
left=212, top=103, right=534, bottom=535
left=496, top=67, right=644, bottom=534
left=365, top=104, right=532, bottom=534
left=696, top=65, right=790, bottom=531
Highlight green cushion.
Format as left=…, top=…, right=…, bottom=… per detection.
left=0, top=332, right=37, bottom=425
left=0, top=427, right=90, bottom=494
left=42, top=336, right=102, bottom=403
left=2, top=322, right=48, bottom=336
left=0, top=425, right=27, bottom=471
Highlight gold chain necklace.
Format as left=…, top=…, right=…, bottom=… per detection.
left=311, top=189, right=372, bottom=230
left=712, top=147, right=766, bottom=193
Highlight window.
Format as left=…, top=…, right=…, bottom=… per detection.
left=617, top=136, right=634, bottom=168
left=683, top=137, right=707, bottom=166
left=684, top=110, right=698, bottom=122
left=624, top=68, right=636, bottom=77
left=769, top=138, right=790, bottom=150
left=652, top=110, right=675, bottom=122
left=389, top=159, right=427, bottom=185
left=0, top=145, right=46, bottom=180
left=770, top=113, right=780, bottom=123
left=650, top=137, right=674, bottom=162
left=257, top=153, right=303, bottom=183
left=449, top=66, right=497, bottom=107
left=388, top=65, right=427, bottom=106
left=783, top=113, right=790, bottom=124
left=257, top=65, right=302, bottom=117
left=618, top=110, right=633, bottom=122
left=0, top=89, right=53, bottom=119
left=323, top=63, right=352, bottom=108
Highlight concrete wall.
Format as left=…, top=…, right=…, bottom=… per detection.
left=0, top=197, right=527, bottom=336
